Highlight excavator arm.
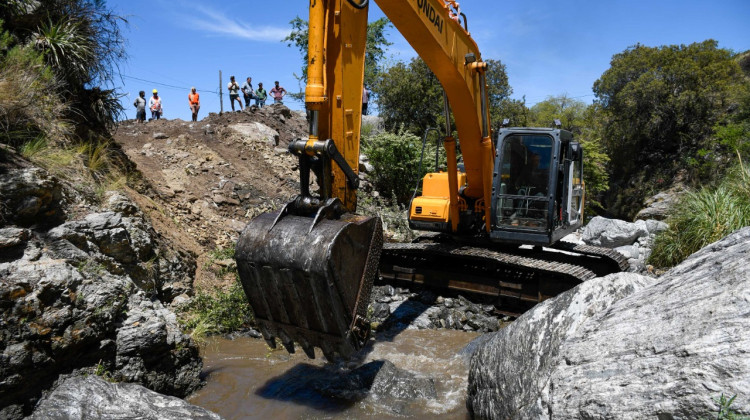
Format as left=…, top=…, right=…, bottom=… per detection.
left=236, top=0, right=494, bottom=360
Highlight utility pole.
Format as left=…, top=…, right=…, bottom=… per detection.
left=219, top=70, right=224, bottom=115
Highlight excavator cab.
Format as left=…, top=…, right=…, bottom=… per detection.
left=491, top=127, right=584, bottom=245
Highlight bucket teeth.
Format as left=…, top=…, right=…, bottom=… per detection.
left=298, top=338, right=316, bottom=359
left=279, top=330, right=295, bottom=354
left=260, top=325, right=276, bottom=349
left=321, top=342, right=339, bottom=363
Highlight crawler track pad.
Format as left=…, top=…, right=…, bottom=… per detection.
left=235, top=211, right=382, bottom=361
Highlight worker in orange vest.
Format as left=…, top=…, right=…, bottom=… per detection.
left=188, top=87, right=200, bottom=122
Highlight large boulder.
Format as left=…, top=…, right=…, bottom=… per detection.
left=466, top=273, right=653, bottom=419
left=29, top=375, right=222, bottom=420
left=467, top=227, right=750, bottom=419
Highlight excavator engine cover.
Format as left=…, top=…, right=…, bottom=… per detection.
left=235, top=211, right=382, bottom=360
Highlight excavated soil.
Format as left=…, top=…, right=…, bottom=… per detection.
left=113, top=105, right=308, bottom=288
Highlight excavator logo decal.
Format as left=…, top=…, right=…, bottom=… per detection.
left=416, top=0, right=444, bottom=34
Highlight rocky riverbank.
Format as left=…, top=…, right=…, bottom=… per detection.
left=0, top=156, right=202, bottom=418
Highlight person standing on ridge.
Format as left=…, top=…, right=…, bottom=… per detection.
left=362, top=85, right=369, bottom=116
left=188, top=87, right=200, bottom=122
left=149, top=89, right=162, bottom=120
left=242, top=77, right=255, bottom=108
left=270, top=81, right=286, bottom=105
left=255, top=82, right=267, bottom=108
left=134, top=90, right=146, bottom=123
left=227, top=76, right=243, bottom=112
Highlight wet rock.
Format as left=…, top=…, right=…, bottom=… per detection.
left=371, top=302, right=390, bottom=319
left=115, top=295, right=202, bottom=396
left=468, top=227, right=750, bottom=419
left=0, top=167, right=64, bottom=227
left=29, top=375, right=222, bottom=420
left=258, top=359, right=435, bottom=415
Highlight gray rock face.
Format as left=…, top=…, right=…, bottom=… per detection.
left=29, top=375, right=222, bottom=420
left=466, top=273, right=653, bottom=419
left=467, top=227, right=750, bottom=419
left=0, top=168, right=200, bottom=417
left=0, top=168, right=64, bottom=227
left=115, top=295, right=202, bottom=395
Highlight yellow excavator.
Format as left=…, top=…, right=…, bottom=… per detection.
left=235, top=0, right=626, bottom=361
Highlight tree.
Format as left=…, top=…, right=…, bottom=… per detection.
left=374, top=57, right=443, bottom=135
left=283, top=16, right=392, bottom=100
left=528, top=95, right=587, bottom=133
left=375, top=57, right=514, bottom=137
left=593, top=40, right=747, bottom=218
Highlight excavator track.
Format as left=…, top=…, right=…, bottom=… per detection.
left=379, top=240, right=627, bottom=316
left=550, top=241, right=630, bottom=272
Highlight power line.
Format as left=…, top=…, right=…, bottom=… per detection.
left=121, top=75, right=217, bottom=94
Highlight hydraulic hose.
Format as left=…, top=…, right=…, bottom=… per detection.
left=346, top=0, right=369, bottom=9
left=411, top=127, right=439, bottom=203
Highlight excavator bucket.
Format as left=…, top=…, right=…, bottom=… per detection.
left=235, top=210, right=382, bottom=361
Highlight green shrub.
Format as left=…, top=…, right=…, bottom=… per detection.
left=706, top=394, right=750, bottom=420
left=363, top=129, right=444, bottom=205
left=649, top=160, right=750, bottom=268
left=180, top=279, right=253, bottom=338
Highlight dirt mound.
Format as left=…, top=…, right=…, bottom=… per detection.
left=114, top=104, right=307, bottom=287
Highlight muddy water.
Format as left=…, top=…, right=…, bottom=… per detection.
left=188, top=329, right=479, bottom=419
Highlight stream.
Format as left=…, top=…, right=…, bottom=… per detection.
left=188, top=328, right=480, bottom=419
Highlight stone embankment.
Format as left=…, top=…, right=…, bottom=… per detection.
left=467, top=227, right=750, bottom=419
left=0, top=162, right=203, bottom=419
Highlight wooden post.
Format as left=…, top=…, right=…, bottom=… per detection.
left=219, top=70, right=224, bottom=114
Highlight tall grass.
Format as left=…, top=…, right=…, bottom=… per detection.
left=649, top=159, right=750, bottom=268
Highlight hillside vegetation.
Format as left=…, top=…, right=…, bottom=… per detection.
left=0, top=0, right=128, bottom=193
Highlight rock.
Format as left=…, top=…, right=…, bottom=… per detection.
left=468, top=227, right=750, bottom=419
left=230, top=122, right=279, bottom=147
left=115, top=294, right=202, bottom=396
left=0, top=168, right=199, bottom=417
left=153, top=132, right=169, bottom=139
left=467, top=272, right=654, bottom=419
left=0, top=227, right=31, bottom=249
left=104, top=192, right=139, bottom=216
left=371, top=302, right=391, bottom=319
left=636, top=172, right=688, bottom=221
left=29, top=375, right=222, bottom=420
left=582, top=216, right=648, bottom=248
left=0, top=168, right=64, bottom=227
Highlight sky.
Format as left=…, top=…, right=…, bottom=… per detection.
left=110, top=0, right=750, bottom=122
